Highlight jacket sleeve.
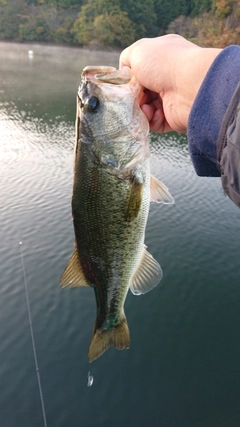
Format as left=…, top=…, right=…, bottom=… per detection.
left=188, top=45, right=240, bottom=183
left=217, top=83, right=240, bottom=207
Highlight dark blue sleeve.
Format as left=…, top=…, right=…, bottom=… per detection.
left=187, top=45, right=240, bottom=177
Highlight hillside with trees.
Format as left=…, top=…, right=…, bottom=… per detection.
left=0, top=0, right=239, bottom=49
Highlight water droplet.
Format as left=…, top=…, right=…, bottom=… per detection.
left=87, top=371, right=93, bottom=387
left=19, top=241, right=22, bottom=245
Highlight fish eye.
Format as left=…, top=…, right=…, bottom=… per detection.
left=85, top=96, right=99, bottom=113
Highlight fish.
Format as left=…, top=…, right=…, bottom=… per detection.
left=60, top=65, right=174, bottom=362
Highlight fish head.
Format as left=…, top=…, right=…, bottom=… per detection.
left=77, top=66, right=150, bottom=171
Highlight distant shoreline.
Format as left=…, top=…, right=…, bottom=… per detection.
left=0, top=39, right=122, bottom=55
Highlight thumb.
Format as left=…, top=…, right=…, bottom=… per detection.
left=119, top=47, right=131, bottom=69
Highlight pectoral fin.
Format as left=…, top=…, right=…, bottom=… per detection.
left=130, top=245, right=163, bottom=295
left=150, top=175, right=174, bottom=204
left=125, top=168, right=145, bottom=222
left=125, top=179, right=143, bottom=222
left=60, top=248, right=89, bottom=288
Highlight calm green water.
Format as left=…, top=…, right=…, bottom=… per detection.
left=1, top=42, right=240, bottom=427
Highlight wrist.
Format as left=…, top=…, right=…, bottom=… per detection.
left=177, top=47, right=222, bottom=121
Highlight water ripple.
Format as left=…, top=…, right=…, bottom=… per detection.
left=1, top=43, right=240, bottom=427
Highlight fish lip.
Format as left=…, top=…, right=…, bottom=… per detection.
left=79, top=66, right=142, bottom=106
left=78, top=67, right=117, bottom=107
left=81, top=65, right=133, bottom=87
left=82, top=66, right=116, bottom=81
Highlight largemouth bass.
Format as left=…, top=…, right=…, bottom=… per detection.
left=61, top=65, right=174, bottom=362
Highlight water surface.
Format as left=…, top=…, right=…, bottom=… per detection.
left=1, top=42, right=240, bottom=427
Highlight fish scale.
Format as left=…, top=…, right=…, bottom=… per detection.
left=73, top=141, right=148, bottom=291
left=60, top=65, right=174, bottom=362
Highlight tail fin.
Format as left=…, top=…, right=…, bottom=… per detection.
left=88, top=315, right=130, bottom=363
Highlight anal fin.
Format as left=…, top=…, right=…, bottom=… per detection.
left=60, top=248, right=89, bottom=288
left=130, top=245, right=163, bottom=295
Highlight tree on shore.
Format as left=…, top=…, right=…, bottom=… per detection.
left=0, top=0, right=239, bottom=48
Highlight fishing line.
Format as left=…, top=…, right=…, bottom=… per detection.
left=19, top=242, right=48, bottom=427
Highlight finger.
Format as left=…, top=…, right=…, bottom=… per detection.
left=119, top=46, right=132, bottom=68
left=139, top=92, right=149, bottom=107
left=149, top=109, right=164, bottom=133
left=140, top=90, right=160, bottom=108
left=141, top=104, right=154, bottom=122
left=147, top=90, right=160, bottom=101
left=149, top=109, right=173, bottom=133
left=141, top=94, right=163, bottom=123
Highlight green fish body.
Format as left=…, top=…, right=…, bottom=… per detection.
left=61, top=66, right=174, bottom=362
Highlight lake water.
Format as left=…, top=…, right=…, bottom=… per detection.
left=1, top=41, right=240, bottom=427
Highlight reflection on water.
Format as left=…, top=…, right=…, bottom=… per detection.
left=0, top=42, right=119, bottom=124
left=1, top=42, right=240, bottom=427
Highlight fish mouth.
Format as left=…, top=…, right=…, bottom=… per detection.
left=78, top=66, right=118, bottom=110
left=77, top=80, right=99, bottom=112
left=78, top=65, right=143, bottom=111
left=82, top=65, right=116, bottom=80
left=82, top=66, right=132, bottom=85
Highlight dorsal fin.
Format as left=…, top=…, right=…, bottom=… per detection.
left=150, top=175, right=174, bottom=204
left=60, top=248, right=89, bottom=288
left=130, top=245, right=163, bottom=295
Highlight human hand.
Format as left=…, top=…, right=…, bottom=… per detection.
left=120, top=35, right=221, bottom=133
